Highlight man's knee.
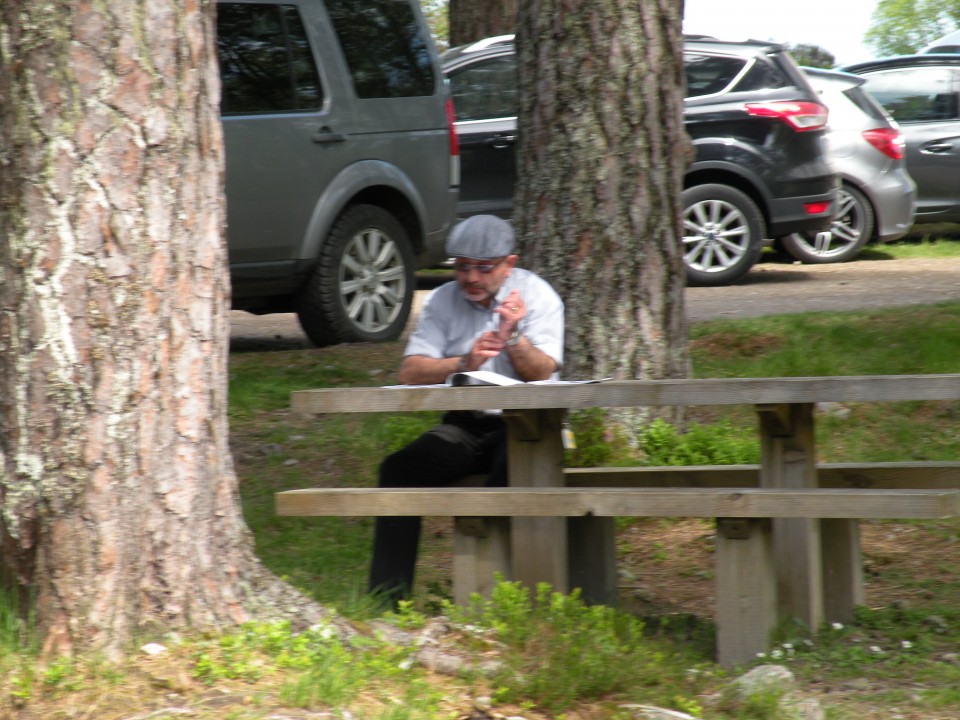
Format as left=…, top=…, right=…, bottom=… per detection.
left=377, top=426, right=485, bottom=488
left=379, top=448, right=412, bottom=488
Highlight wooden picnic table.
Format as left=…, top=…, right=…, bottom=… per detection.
left=289, top=374, right=960, bottom=664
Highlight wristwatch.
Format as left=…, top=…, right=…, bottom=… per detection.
left=504, top=327, right=522, bottom=347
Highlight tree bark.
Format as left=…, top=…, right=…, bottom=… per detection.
left=514, top=0, right=691, bottom=407
left=0, top=0, right=322, bottom=656
left=448, top=0, right=517, bottom=47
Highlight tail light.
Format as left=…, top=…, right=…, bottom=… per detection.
left=743, top=101, right=829, bottom=131
left=445, top=97, right=460, bottom=187
left=445, top=98, right=460, bottom=157
left=803, top=201, right=831, bottom=215
left=862, top=127, right=905, bottom=160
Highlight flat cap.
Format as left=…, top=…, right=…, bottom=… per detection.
left=445, top=215, right=515, bottom=259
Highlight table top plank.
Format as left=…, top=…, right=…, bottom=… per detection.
left=276, top=487, right=960, bottom=520
left=291, top=375, right=960, bottom=414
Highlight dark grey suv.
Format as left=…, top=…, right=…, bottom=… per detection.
left=218, top=0, right=458, bottom=346
left=841, top=54, right=960, bottom=228
left=443, top=36, right=837, bottom=286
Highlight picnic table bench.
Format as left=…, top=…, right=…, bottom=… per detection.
left=281, top=374, right=960, bottom=667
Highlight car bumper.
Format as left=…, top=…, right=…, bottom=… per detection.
left=766, top=188, right=838, bottom=238
left=866, top=169, right=917, bottom=243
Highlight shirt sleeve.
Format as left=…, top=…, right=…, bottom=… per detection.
left=519, top=276, right=565, bottom=368
left=402, top=286, right=448, bottom=359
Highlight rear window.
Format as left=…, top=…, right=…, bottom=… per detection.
left=684, top=52, right=746, bottom=97
left=843, top=86, right=891, bottom=124
left=730, top=58, right=790, bottom=93
left=862, top=66, right=960, bottom=123
left=217, top=3, right=323, bottom=115
left=325, top=0, right=435, bottom=98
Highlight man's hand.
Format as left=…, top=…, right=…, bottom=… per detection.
left=460, top=331, right=504, bottom=371
left=494, top=290, right=525, bottom=341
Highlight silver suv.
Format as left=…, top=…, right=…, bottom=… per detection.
left=217, top=0, right=458, bottom=346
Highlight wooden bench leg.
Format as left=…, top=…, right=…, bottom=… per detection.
left=821, top=518, right=864, bottom=624
left=716, top=518, right=777, bottom=668
left=453, top=517, right=512, bottom=605
left=774, top=516, right=825, bottom=631
left=758, top=402, right=825, bottom=633
left=504, top=408, right=569, bottom=594
left=567, top=516, right=618, bottom=606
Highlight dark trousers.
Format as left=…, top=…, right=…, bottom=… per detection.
left=368, top=411, right=507, bottom=602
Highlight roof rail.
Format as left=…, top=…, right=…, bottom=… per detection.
left=463, top=34, right=515, bottom=53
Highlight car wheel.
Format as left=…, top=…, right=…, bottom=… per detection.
left=296, top=204, right=415, bottom=347
left=779, top=185, right=874, bottom=264
left=682, top=184, right=765, bottom=287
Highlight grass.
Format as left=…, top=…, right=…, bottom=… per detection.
left=790, top=227, right=960, bottom=262
left=4, top=238, right=960, bottom=719
left=225, top=279, right=960, bottom=718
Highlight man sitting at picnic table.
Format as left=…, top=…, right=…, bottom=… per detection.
left=369, top=214, right=565, bottom=606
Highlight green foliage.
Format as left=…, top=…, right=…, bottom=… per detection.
left=861, top=233, right=960, bottom=258
left=219, top=258, right=960, bottom=719
left=638, top=418, right=759, bottom=466
left=865, top=0, right=960, bottom=56
left=564, top=407, right=635, bottom=467
left=447, top=579, right=686, bottom=713
left=787, top=43, right=836, bottom=68
left=689, top=303, right=960, bottom=379
left=385, top=600, right=429, bottom=630
left=40, top=658, right=80, bottom=692
left=377, top=412, right=441, bottom=454
left=420, top=0, right=449, bottom=49
left=0, top=588, right=34, bottom=658
left=189, top=619, right=447, bottom=716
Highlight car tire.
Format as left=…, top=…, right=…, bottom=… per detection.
left=779, top=184, right=874, bottom=264
left=682, top=184, right=765, bottom=287
left=296, top=204, right=415, bottom=347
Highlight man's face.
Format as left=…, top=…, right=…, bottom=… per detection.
left=454, top=255, right=517, bottom=306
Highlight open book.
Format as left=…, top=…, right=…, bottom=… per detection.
left=444, top=371, right=608, bottom=387
left=384, top=372, right=608, bottom=389
left=445, top=370, right=522, bottom=387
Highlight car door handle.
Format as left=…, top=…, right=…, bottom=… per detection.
left=485, top=135, right=517, bottom=148
left=312, top=127, right=347, bottom=144
left=920, top=141, right=954, bottom=154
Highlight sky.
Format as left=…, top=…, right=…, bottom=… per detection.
left=682, top=0, right=880, bottom=67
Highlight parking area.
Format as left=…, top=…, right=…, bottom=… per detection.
left=229, top=255, right=960, bottom=351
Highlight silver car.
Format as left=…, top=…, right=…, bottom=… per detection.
left=778, top=68, right=916, bottom=263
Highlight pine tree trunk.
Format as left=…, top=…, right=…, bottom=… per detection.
left=514, top=0, right=691, bottom=401
left=0, top=0, right=322, bottom=656
left=448, top=0, right=517, bottom=47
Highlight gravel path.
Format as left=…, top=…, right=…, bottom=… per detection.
left=229, top=256, right=960, bottom=351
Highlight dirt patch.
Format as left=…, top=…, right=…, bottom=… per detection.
left=689, top=332, right=783, bottom=359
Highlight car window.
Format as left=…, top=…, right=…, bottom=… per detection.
left=731, top=57, right=790, bottom=93
left=324, top=0, right=435, bottom=98
left=448, top=54, right=518, bottom=121
left=861, top=66, right=960, bottom=123
left=684, top=52, right=747, bottom=97
left=217, top=3, right=323, bottom=115
left=843, top=86, right=892, bottom=124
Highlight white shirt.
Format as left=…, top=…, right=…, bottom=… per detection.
left=404, top=268, right=564, bottom=380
